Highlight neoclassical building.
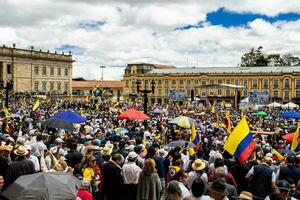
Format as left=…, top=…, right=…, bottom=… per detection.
left=123, top=63, right=300, bottom=105
left=0, top=44, right=73, bottom=94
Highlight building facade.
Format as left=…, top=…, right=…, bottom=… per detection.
left=0, top=44, right=73, bottom=94
left=123, top=63, right=300, bottom=105
left=72, top=78, right=123, bottom=98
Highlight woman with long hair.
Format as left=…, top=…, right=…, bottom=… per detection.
left=137, top=158, right=161, bottom=200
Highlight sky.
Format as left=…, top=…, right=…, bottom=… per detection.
left=1, top=0, right=300, bottom=80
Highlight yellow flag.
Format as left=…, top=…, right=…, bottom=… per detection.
left=85, top=95, right=89, bottom=103
left=189, top=121, right=196, bottom=155
left=272, top=149, right=284, bottom=161
left=211, top=107, right=215, bottom=113
left=2, top=102, right=9, bottom=118
left=225, top=110, right=231, bottom=134
left=216, top=112, right=219, bottom=128
left=291, top=121, right=300, bottom=151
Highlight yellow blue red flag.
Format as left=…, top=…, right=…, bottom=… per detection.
left=224, top=117, right=256, bottom=164
left=292, top=121, right=300, bottom=151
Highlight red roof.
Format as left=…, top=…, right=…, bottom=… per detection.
left=72, top=80, right=123, bottom=88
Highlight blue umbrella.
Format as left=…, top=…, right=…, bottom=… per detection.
left=50, top=111, right=86, bottom=123
left=279, top=111, right=300, bottom=119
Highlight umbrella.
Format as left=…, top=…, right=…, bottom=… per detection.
left=115, top=127, right=129, bottom=135
left=282, top=132, right=300, bottom=144
left=50, top=111, right=86, bottom=123
left=117, top=109, right=150, bottom=120
left=167, top=140, right=196, bottom=148
left=279, top=111, right=300, bottom=119
left=168, top=116, right=200, bottom=129
left=1, top=172, right=81, bottom=200
left=256, top=111, right=268, bottom=117
left=152, top=108, right=162, bottom=114
left=42, top=118, right=73, bottom=131
left=277, top=149, right=296, bottom=157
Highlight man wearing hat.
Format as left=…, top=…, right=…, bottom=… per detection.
left=233, top=191, right=253, bottom=200
left=122, top=152, right=141, bottom=200
left=188, top=159, right=207, bottom=189
left=4, top=145, right=35, bottom=189
left=25, top=145, right=40, bottom=172
left=206, top=181, right=229, bottom=200
left=265, top=180, right=297, bottom=200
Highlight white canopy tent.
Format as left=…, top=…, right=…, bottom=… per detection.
left=267, top=102, right=282, bottom=108
left=282, top=102, right=299, bottom=109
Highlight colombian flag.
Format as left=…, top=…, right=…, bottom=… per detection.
left=32, top=100, right=40, bottom=112
left=224, top=117, right=256, bottom=164
left=189, top=121, right=200, bottom=155
left=291, top=122, right=300, bottom=151
left=224, top=110, right=231, bottom=134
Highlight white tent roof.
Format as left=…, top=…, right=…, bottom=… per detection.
left=282, top=102, right=299, bottom=108
left=267, top=102, right=282, bottom=107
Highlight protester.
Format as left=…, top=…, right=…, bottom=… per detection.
left=161, top=180, right=182, bottom=200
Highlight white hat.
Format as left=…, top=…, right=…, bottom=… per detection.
left=128, top=152, right=138, bottom=160
left=55, top=138, right=64, bottom=143
left=126, top=144, right=135, bottom=151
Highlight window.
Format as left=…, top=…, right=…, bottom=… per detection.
left=210, top=89, right=214, bottom=96
left=284, top=79, right=290, bottom=89
left=273, top=80, right=279, bottom=89
left=58, top=68, right=61, bottom=76
left=187, top=80, right=191, bottom=85
left=42, top=67, right=47, bottom=76
left=64, top=82, right=68, bottom=92
left=210, top=80, right=214, bottom=85
left=50, top=67, right=54, bottom=76
left=179, top=80, right=183, bottom=86
left=226, top=90, right=230, bottom=96
left=296, top=90, right=300, bottom=98
left=218, top=80, right=222, bottom=85
left=202, top=80, right=206, bottom=86
left=158, top=89, right=162, bottom=96
left=57, top=82, right=61, bottom=92
left=172, top=80, right=176, bottom=85
left=158, top=80, right=162, bottom=87
left=273, top=90, right=278, bottom=98
left=125, top=80, right=129, bottom=87
left=296, top=80, right=300, bottom=89
left=34, top=82, right=39, bottom=92
left=284, top=91, right=290, bottom=100
left=34, top=66, right=39, bottom=75
left=218, top=89, right=222, bottom=96
left=195, top=89, right=198, bottom=96
left=165, top=88, right=168, bottom=96
left=243, top=80, right=248, bottom=87
left=201, top=90, right=206, bottom=97
left=165, top=79, right=168, bottom=86
left=64, top=68, right=68, bottom=76
left=195, top=80, right=199, bottom=86
left=253, top=79, right=258, bottom=89
left=42, top=82, right=46, bottom=92
left=7, top=64, right=11, bottom=74
left=234, top=80, right=239, bottom=86
left=263, top=79, right=269, bottom=89
left=50, top=82, right=54, bottom=91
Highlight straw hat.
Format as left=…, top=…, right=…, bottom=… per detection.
left=206, top=181, right=229, bottom=196
left=101, top=146, right=112, bottom=156
left=192, top=159, right=206, bottom=171
left=233, top=191, right=253, bottom=200
left=14, top=145, right=29, bottom=156
left=0, top=145, right=13, bottom=151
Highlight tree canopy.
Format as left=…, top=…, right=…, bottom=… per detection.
left=240, top=46, right=300, bottom=67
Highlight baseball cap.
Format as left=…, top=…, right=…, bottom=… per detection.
left=277, top=180, right=289, bottom=191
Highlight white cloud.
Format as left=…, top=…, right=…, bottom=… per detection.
left=0, top=1, right=300, bottom=80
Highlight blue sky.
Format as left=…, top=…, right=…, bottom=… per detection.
left=176, top=7, right=300, bottom=31
left=207, top=7, right=300, bottom=27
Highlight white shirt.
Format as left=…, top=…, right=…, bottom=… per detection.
left=31, top=141, right=47, bottom=157
left=177, top=181, right=191, bottom=199
left=122, top=162, right=142, bottom=184
left=188, top=171, right=208, bottom=189
left=29, top=155, right=40, bottom=172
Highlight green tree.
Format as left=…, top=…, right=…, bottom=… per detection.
left=282, top=54, right=300, bottom=66
left=240, top=46, right=268, bottom=67
left=266, top=54, right=285, bottom=66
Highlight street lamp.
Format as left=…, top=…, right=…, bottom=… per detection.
left=136, top=79, right=155, bottom=114
left=0, top=81, right=13, bottom=108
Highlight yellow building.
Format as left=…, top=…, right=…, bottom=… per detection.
left=123, top=63, right=300, bottom=105
left=0, top=44, right=73, bottom=94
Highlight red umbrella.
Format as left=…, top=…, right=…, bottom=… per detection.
left=282, top=132, right=300, bottom=144
left=118, top=109, right=150, bottom=120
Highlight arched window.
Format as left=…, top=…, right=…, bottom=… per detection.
left=284, top=79, right=290, bottom=89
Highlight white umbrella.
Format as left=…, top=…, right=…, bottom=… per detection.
left=267, top=102, right=282, bottom=108
left=282, top=102, right=299, bottom=109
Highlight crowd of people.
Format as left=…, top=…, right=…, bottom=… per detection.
left=0, top=93, right=300, bottom=200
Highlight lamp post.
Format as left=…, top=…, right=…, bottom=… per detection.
left=136, top=80, right=155, bottom=114
left=0, top=81, right=13, bottom=108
